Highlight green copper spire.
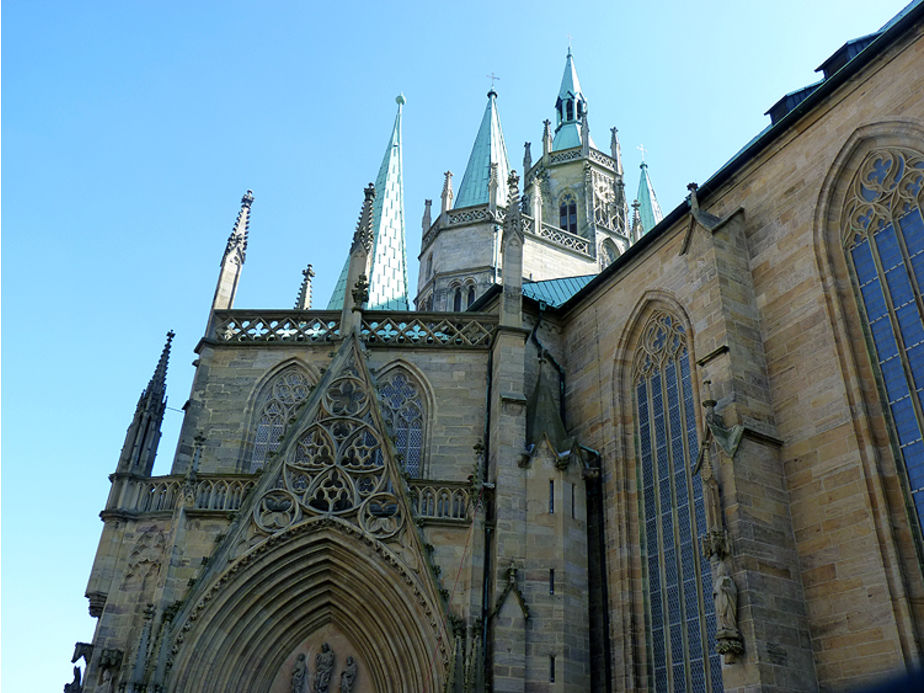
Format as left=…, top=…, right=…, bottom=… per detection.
left=328, top=96, right=409, bottom=311
left=636, top=161, right=663, bottom=234
left=455, top=90, right=510, bottom=209
left=552, top=48, right=594, bottom=151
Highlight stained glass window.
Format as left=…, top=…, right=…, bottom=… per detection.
left=251, top=365, right=312, bottom=471
left=634, top=311, right=722, bottom=692
left=379, top=371, right=425, bottom=477
left=843, top=147, right=924, bottom=531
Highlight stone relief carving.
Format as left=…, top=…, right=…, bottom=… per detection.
left=123, top=527, right=167, bottom=589
left=286, top=645, right=358, bottom=693
left=97, top=648, right=122, bottom=693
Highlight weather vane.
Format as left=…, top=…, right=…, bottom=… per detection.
left=487, top=72, right=501, bottom=90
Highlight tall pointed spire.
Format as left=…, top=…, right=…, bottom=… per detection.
left=636, top=161, right=663, bottom=234
left=117, top=331, right=174, bottom=475
left=552, top=49, right=594, bottom=151
left=610, top=127, right=628, bottom=235
left=328, top=96, right=409, bottom=311
left=455, top=89, right=511, bottom=209
left=211, top=190, right=253, bottom=311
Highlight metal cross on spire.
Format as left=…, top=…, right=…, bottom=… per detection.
left=486, top=72, right=501, bottom=90
left=637, top=144, right=648, bottom=162
left=567, top=33, right=573, bottom=55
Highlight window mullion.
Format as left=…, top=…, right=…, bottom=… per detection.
left=865, top=225, right=924, bottom=447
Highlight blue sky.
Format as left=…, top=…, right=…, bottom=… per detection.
left=2, top=1, right=912, bottom=689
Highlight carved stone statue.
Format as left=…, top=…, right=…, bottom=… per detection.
left=291, top=653, right=308, bottom=693
left=63, top=666, right=82, bottom=693
left=712, top=559, right=744, bottom=661
left=340, top=656, right=358, bottom=693
left=713, top=560, right=738, bottom=635
left=314, top=642, right=335, bottom=693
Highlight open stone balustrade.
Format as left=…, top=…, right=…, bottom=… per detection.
left=111, top=474, right=471, bottom=524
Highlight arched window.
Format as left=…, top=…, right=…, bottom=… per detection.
left=600, top=238, right=619, bottom=269
left=565, top=100, right=573, bottom=121
left=453, top=287, right=462, bottom=312
left=634, top=311, right=721, bottom=692
left=559, top=193, right=578, bottom=234
left=843, top=146, right=924, bottom=531
left=379, top=370, right=425, bottom=477
left=250, top=365, right=312, bottom=471
left=467, top=285, right=476, bottom=308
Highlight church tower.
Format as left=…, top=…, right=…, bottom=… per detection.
left=523, top=48, right=632, bottom=273
left=416, top=88, right=511, bottom=312
left=416, top=49, right=648, bottom=314
left=328, top=96, right=409, bottom=311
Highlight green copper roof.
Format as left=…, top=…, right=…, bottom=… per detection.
left=522, top=275, right=595, bottom=308
left=328, top=96, right=410, bottom=311
left=455, top=90, right=510, bottom=209
left=552, top=49, right=595, bottom=152
left=557, top=48, right=584, bottom=103
left=636, top=161, right=663, bottom=234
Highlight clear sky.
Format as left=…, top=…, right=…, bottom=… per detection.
left=2, top=0, right=913, bottom=689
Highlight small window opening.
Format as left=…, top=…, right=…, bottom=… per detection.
left=571, top=483, right=575, bottom=519
left=549, top=655, right=556, bottom=682
left=549, top=480, right=555, bottom=514
left=549, top=569, right=555, bottom=595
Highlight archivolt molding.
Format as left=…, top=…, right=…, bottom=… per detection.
left=167, top=517, right=449, bottom=692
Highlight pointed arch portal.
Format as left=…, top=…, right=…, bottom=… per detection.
left=166, top=518, right=446, bottom=693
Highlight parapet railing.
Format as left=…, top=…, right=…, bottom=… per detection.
left=409, top=481, right=472, bottom=523
left=210, top=310, right=497, bottom=349
left=211, top=311, right=341, bottom=343
left=521, top=215, right=593, bottom=256
left=361, top=312, right=496, bottom=348
left=111, top=474, right=258, bottom=514
left=108, top=473, right=471, bottom=523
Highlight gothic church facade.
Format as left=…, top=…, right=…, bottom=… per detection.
left=73, top=4, right=924, bottom=691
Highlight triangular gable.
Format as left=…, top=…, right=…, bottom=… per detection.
left=163, top=335, right=451, bottom=679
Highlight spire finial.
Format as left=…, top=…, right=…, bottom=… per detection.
left=295, top=264, right=315, bottom=310
left=224, top=190, right=253, bottom=264
left=567, top=34, right=573, bottom=56
left=422, top=199, right=432, bottom=235
left=486, top=72, right=501, bottom=96
left=396, top=93, right=406, bottom=107
left=441, top=170, right=454, bottom=214
left=150, top=329, right=175, bottom=394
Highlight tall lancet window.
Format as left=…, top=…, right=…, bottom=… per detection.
left=560, top=193, right=578, bottom=234
left=250, top=365, right=312, bottom=471
left=633, top=311, right=722, bottom=692
left=379, top=370, right=425, bottom=477
left=843, top=147, right=924, bottom=531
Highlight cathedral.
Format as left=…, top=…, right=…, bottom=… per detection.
left=72, top=3, right=924, bottom=691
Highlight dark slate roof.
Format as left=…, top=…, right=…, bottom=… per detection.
left=522, top=275, right=596, bottom=308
